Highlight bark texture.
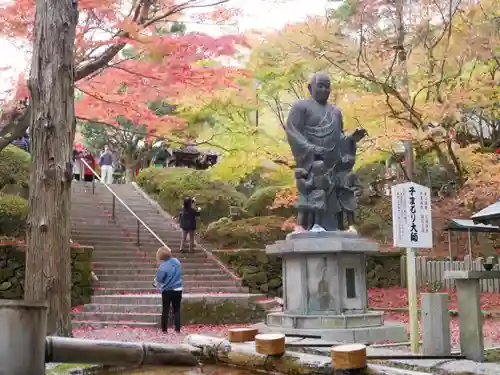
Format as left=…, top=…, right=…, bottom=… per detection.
left=25, top=0, right=79, bottom=336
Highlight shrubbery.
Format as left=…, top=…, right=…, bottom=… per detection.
left=137, top=167, right=246, bottom=224
left=244, top=186, right=295, bottom=218
left=244, top=186, right=279, bottom=217
left=0, top=194, right=28, bottom=237
left=203, top=215, right=291, bottom=249
left=0, top=145, right=30, bottom=189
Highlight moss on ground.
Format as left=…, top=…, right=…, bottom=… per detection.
left=182, top=299, right=266, bottom=324
left=46, top=364, right=93, bottom=375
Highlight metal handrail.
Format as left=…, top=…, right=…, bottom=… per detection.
left=79, top=158, right=170, bottom=251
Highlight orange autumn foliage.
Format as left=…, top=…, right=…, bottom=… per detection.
left=0, top=0, right=248, bottom=135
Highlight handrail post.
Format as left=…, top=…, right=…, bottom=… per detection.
left=136, top=219, right=140, bottom=246
left=111, top=195, right=116, bottom=220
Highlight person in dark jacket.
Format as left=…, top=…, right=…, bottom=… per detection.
left=179, top=197, right=201, bottom=253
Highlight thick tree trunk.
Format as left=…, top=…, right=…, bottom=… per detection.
left=125, top=168, right=136, bottom=182
left=25, top=0, right=79, bottom=336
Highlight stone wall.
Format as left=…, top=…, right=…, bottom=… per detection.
left=215, top=249, right=403, bottom=296
left=0, top=245, right=94, bottom=306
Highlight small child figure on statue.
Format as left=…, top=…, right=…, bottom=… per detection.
left=294, top=157, right=330, bottom=231
left=335, top=153, right=362, bottom=233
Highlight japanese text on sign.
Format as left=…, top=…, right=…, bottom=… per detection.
left=391, top=182, right=433, bottom=248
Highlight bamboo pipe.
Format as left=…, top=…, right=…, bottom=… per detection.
left=45, top=337, right=200, bottom=366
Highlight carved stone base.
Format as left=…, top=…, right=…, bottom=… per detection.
left=264, top=231, right=407, bottom=343
left=266, top=311, right=407, bottom=343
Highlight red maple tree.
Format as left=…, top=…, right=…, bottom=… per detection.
left=0, top=0, right=247, bottom=146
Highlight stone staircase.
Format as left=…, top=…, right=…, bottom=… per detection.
left=70, top=182, right=273, bottom=328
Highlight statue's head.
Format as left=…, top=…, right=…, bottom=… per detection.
left=311, top=160, right=327, bottom=174
left=308, top=72, right=331, bottom=105
left=294, top=168, right=308, bottom=179
left=339, top=154, right=355, bottom=171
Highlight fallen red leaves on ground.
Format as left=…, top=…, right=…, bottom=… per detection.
left=73, top=324, right=248, bottom=344
left=385, top=311, right=500, bottom=346
left=368, top=287, right=500, bottom=311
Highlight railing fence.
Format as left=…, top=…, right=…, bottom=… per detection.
left=400, top=255, right=500, bottom=292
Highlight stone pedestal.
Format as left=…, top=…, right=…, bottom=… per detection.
left=265, top=231, right=407, bottom=343
left=421, top=293, right=451, bottom=355
left=444, top=270, right=500, bottom=362
left=0, top=300, right=48, bottom=375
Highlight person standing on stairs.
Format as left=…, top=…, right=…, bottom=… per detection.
left=155, top=246, right=183, bottom=334
left=179, top=197, right=201, bottom=253
left=99, top=145, right=114, bottom=185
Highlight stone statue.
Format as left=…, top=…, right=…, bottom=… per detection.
left=285, top=72, right=366, bottom=232
left=335, top=136, right=363, bottom=232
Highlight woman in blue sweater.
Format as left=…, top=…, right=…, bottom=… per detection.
left=155, top=246, right=183, bottom=333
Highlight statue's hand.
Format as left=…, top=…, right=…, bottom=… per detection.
left=351, top=128, right=368, bottom=143
left=313, top=145, right=327, bottom=156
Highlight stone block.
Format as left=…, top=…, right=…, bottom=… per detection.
left=267, top=311, right=384, bottom=330
left=445, top=270, right=500, bottom=280
left=421, top=293, right=451, bottom=356
left=456, top=279, right=484, bottom=362
left=266, top=231, right=379, bottom=255
left=0, top=245, right=94, bottom=306
left=266, top=321, right=408, bottom=344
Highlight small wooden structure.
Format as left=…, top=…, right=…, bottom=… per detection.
left=228, top=328, right=258, bottom=343
left=167, top=146, right=219, bottom=170
left=444, top=219, right=500, bottom=259
left=471, top=201, right=500, bottom=226
left=255, top=333, right=285, bottom=356
left=331, top=344, right=367, bottom=370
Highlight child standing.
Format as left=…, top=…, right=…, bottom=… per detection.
left=155, top=247, right=183, bottom=333
left=179, top=197, right=201, bottom=253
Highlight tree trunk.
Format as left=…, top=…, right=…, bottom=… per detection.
left=125, top=168, right=136, bottom=182
left=25, top=0, right=79, bottom=336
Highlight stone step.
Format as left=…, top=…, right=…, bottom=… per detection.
left=71, top=232, right=161, bottom=239
left=71, top=226, right=180, bottom=235
left=93, top=267, right=225, bottom=275
left=80, top=299, right=277, bottom=315
left=76, top=244, right=152, bottom=251
left=70, top=210, right=113, bottom=216
left=72, top=217, right=176, bottom=225
left=70, top=220, right=121, bottom=226
left=89, top=293, right=264, bottom=305
left=82, top=240, right=183, bottom=249
left=96, top=273, right=230, bottom=282
left=87, top=241, right=187, bottom=249
left=72, top=238, right=151, bottom=244
left=83, top=304, right=163, bottom=314
left=91, top=251, right=209, bottom=259
left=92, top=259, right=216, bottom=266
left=73, top=312, right=162, bottom=323
left=93, top=286, right=248, bottom=295
left=71, top=235, right=173, bottom=245
left=71, top=320, right=157, bottom=329
left=97, top=280, right=239, bottom=289
left=90, top=248, right=207, bottom=256
left=92, top=256, right=210, bottom=264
